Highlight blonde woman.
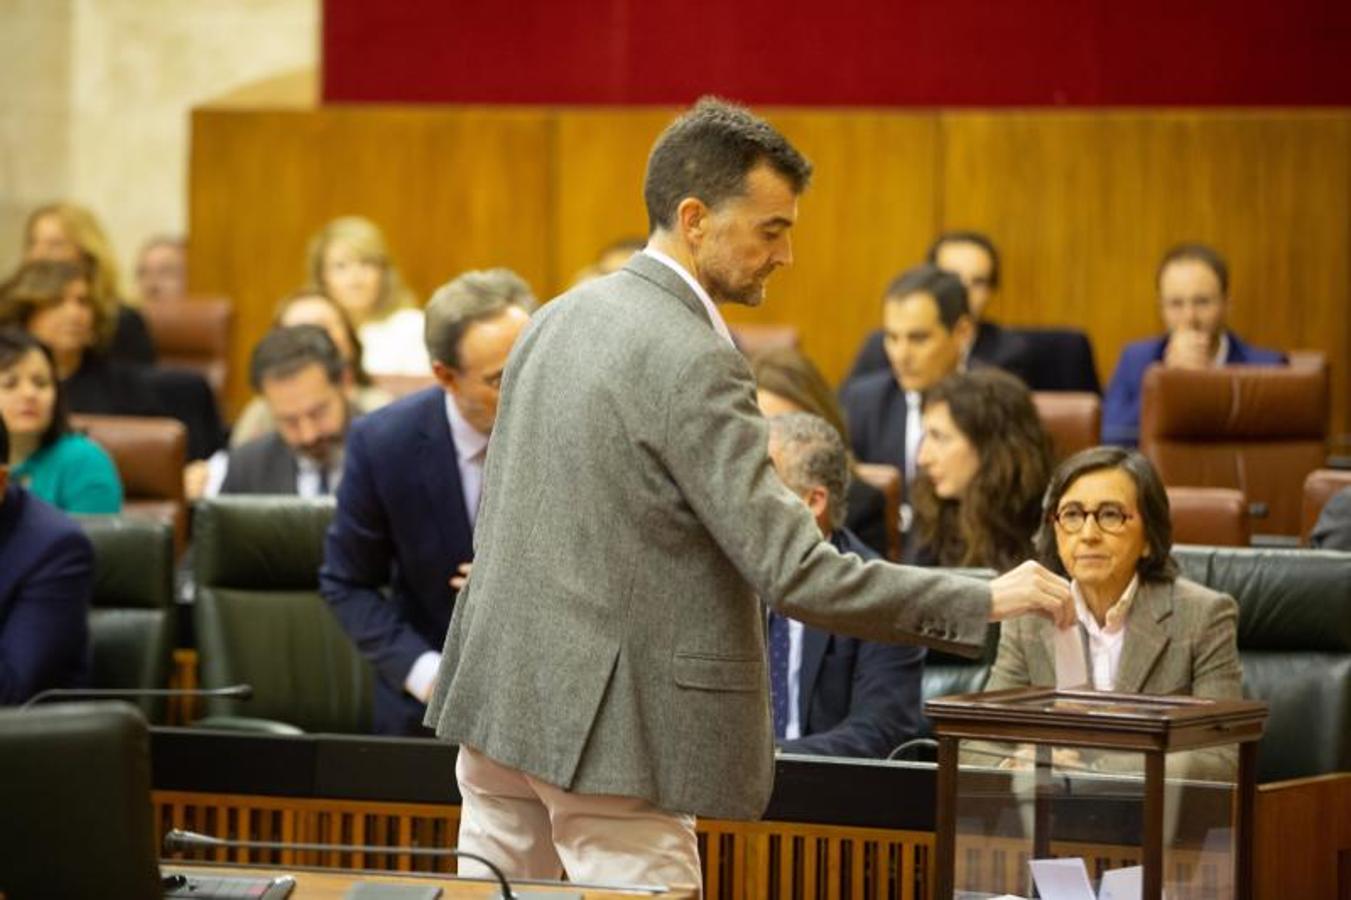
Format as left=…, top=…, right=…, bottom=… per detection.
left=306, top=216, right=428, bottom=375
left=23, top=202, right=156, bottom=366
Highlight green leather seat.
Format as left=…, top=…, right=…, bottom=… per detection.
left=0, top=702, right=161, bottom=899
left=193, top=496, right=374, bottom=733
left=1174, top=546, right=1351, bottom=782
left=77, top=515, right=176, bottom=721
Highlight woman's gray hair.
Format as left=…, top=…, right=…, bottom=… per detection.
left=767, top=412, right=850, bottom=530
left=1032, top=446, right=1180, bottom=582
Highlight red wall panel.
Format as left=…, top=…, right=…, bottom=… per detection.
left=323, top=0, right=1351, bottom=106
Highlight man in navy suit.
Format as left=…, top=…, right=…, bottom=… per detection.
left=0, top=415, right=94, bottom=705
left=1103, top=243, right=1286, bottom=446
left=765, top=412, right=925, bottom=758
left=840, top=264, right=973, bottom=539
left=320, top=269, right=533, bottom=735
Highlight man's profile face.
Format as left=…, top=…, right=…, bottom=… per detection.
left=933, top=240, right=996, bottom=321
left=882, top=292, right=969, bottom=393
left=260, top=362, right=349, bottom=465
left=136, top=243, right=187, bottom=304
left=1159, top=259, right=1227, bottom=342
left=445, top=307, right=531, bottom=434
left=689, top=163, right=797, bottom=307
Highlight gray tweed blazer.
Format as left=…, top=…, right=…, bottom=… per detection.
left=424, top=253, right=993, bottom=820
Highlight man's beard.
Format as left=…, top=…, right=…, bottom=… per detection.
left=705, top=264, right=772, bottom=308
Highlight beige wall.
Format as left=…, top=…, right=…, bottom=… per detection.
left=0, top=0, right=318, bottom=292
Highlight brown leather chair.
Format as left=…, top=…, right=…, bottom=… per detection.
left=1302, top=469, right=1351, bottom=545
left=729, top=324, right=799, bottom=357
left=72, top=414, right=189, bottom=553
left=853, top=461, right=902, bottom=561
left=140, top=297, right=234, bottom=402
left=1139, top=359, right=1329, bottom=536
left=1166, top=486, right=1251, bottom=547
left=1031, top=392, right=1101, bottom=462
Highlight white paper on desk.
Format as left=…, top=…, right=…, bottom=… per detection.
left=1028, top=857, right=1095, bottom=900
left=1054, top=624, right=1089, bottom=689
left=1097, top=865, right=1143, bottom=900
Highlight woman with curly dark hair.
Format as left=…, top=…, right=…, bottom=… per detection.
left=909, top=369, right=1053, bottom=571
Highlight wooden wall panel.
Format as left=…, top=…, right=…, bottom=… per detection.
left=190, top=106, right=1349, bottom=437
left=189, top=106, right=553, bottom=415
left=941, top=111, right=1350, bottom=436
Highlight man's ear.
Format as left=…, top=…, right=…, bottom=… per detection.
left=805, top=484, right=830, bottom=521
left=953, top=314, right=977, bottom=351
left=676, top=197, right=709, bottom=247
left=0, top=466, right=9, bottom=498
left=431, top=360, right=460, bottom=394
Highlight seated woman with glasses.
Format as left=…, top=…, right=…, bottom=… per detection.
left=982, top=446, right=1242, bottom=777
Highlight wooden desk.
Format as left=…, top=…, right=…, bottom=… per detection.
left=165, top=863, right=697, bottom=899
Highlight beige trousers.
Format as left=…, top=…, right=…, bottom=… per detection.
left=454, top=744, right=702, bottom=895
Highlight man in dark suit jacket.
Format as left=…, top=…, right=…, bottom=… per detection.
left=844, top=232, right=1032, bottom=386
left=0, top=416, right=94, bottom=705
left=320, top=269, right=533, bottom=735
left=767, top=413, right=925, bottom=758
left=215, top=325, right=352, bottom=497
left=1103, top=243, right=1286, bottom=446
left=840, top=264, right=974, bottom=533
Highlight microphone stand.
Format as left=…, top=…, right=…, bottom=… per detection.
left=164, top=829, right=604, bottom=899
left=21, top=683, right=254, bottom=709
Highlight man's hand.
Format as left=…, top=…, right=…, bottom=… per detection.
left=988, top=560, right=1073, bottom=627
left=449, top=562, right=472, bottom=592
left=1163, top=328, right=1214, bottom=370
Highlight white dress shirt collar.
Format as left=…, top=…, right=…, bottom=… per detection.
left=1072, top=574, right=1140, bottom=691
left=444, top=392, right=489, bottom=465
left=641, top=247, right=736, bottom=347
left=1212, top=332, right=1231, bottom=367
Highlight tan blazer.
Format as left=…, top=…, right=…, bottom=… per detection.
left=423, top=253, right=994, bottom=820
left=985, top=575, right=1242, bottom=778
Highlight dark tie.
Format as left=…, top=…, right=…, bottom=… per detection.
left=317, top=466, right=331, bottom=495
left=768, top=611, right=790, bottom=739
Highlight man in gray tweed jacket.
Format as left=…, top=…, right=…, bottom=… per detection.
left=424, top=97, right=1073, bottom=891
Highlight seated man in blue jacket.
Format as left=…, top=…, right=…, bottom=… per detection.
left=1103, top=243, right=1285, bottom=445
left=0, top=414, right=94, bottom=705
left=319, top=269, right=533, bottom=735
left=765, top=412, right=925, bottom=758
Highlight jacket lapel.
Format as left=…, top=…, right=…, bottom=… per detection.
left=622, top=253, right=715, bottom=331
left=1114, top=580, right=1173, bottom=693
left=418, top=393, right=473, bottom=552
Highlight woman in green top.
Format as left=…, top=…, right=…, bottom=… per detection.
left=0, top=327, right=122, bottom=513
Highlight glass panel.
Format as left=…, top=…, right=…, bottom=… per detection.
left=953, top=739, right=1146, bottom=899
left=1162, top=749, right=1238, bottom=900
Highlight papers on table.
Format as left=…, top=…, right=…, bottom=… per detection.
left=1053, top=624, right=1089, bottom=689
left=1028, top=858, right=1144, bottom=900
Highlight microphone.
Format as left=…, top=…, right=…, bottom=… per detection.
left=22, top=683, right=253, bottom=709
left=164, top=829, right=590, bottom=900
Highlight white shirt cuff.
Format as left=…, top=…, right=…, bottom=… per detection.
left=404, top=651, right=442, bottom=703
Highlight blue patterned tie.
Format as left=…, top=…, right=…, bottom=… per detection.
left=768, top=611, right=790, bottom=739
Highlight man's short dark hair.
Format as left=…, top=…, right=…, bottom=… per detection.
left=926, top=230, right=1001, bottom=290
left=248, top=324, right=344, bottom=393
left=884, top=263, right=971, bottom=331
left=424, top=269, right=535, bottom=370
left=643, top=97, right=813, bottom=234
left=1157, top=243, right=1229, bottom=296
